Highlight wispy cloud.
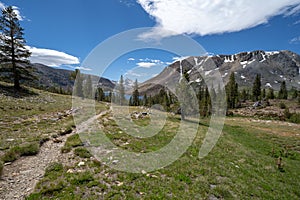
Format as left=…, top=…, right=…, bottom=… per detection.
left=119, top=0, right=136, bottom=7
left=137, top=0, right=300, bottom=39
left=289, top=36, right=300, bottom=44
left=128, top=57, right=135, bottom=61
left=26, top=46, right=80, bottom=67
left=293, top=20, right=300, bottom=25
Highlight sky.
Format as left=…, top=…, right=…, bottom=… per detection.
left=1, top=0, right=300, bottom=82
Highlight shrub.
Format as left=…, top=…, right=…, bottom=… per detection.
left=70, top=171, right=94, bottom=185
left=2, top=147, right=20, bottom=162
left=289, top=113, right=300, bottom=124
left=19, top=143, right=39, bottom=156
left=279, top=102, right=286, bottom=109
left=74, top=147, right=92, bottom=158
left=61, top=134, right=83, bottom=153
left=45, top=162, right=64, bottom=176
left=284, top=108, right=291, bottom=119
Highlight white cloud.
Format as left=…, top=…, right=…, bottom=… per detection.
left=128, top=57, right=135, bottom=61
left=137, top=0, right=300, bottom=39
left=26, top=46, right=80, bottom=67
left=75, top=66, right=92, bottom=71
left=136, top=62, right=157, bottom=68
left=289, top=36, right=300, bottom=44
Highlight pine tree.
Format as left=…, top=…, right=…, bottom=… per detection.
left=240, top=88, right=247, bottom=102
left=291, top=87, right=298, bottom=99
left=96, top=87, right=105, bottom=101
left=225, top=73, right=238, bottom=109
left=267, top=88, right=275, bottom=99
left=278, top=81, right=288, bottom=99
left=70, top=69, right=83, bottom=97
left=117, top=75, right=125, bottom=105
left=143, top=94, right=148, bottom=106
left=0, top=6, right=33, bottom=90
left=84, top=75, right=93, bottom=99
left=252, top=74, right=261, bottom=101
left=131, top=79, right=140, bottom=106
left=262, top=88, right=266, bottom=99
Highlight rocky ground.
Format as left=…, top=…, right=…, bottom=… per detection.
left=0, top=110, right=108, bottom=200
left=0, top=130, right=76, bottom=199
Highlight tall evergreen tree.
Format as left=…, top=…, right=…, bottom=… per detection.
left=262, top=88, right=266, bottom=99
left=225, top=73, right=238, bottom=109
left=252, top=74, right=261, bottom=101
left=96, top=87, right=105, bottom=101
left=84, top=75, right=93, bottom=99
left=278, top=81, right=288, bottom=99
left=118, top=75, right=125, bottom=105
left=267, top=88, right=275, bottom=99
left=131, top=79, right=140, bottom=106
left=291, top=87, right=298, bottom=99
left=70, top=69, right=83, bottom=97
left=0, top=6, right=32, bottom=90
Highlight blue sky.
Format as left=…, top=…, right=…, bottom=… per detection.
left=1, top=0, right=300, bottom=82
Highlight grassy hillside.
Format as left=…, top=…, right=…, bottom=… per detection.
left=0, top=82, right=74, bottom=155
left=27, top=109, right=300, bottom=199
left=0, top=81, right=299, bottom=199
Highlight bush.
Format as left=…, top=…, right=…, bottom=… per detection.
left=1, top=143, right=39, bottom=163
left=70, top=171, right=94, bottom=185
left=19, top=143, right=39, bottom=156
left=279, top=102, right=286, bottom=109
left=289, top=113, right=300, bottom=124
left=2, top=147, right=20, bottom=162
left=74, top=147, right=92, bottom=158
left=45, top=162, right=64, bottom=176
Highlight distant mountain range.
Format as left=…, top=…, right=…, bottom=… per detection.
left=140, top=50, right=300, bottom=95
left=30, top=63, right=115, bottom=92
left=2, top=50, right=299, bottom=95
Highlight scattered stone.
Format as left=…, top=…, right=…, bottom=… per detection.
left=78, top=161, right=85, bottom=167
left=116, top=181, right=123, bottom=186
left=67, top=169, right=74, bottom=174
left=112, top=160, right=119, bottom=165
left=141, top=170, right=146, bottom=174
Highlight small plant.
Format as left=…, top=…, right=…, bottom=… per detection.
left=69, top=171, right=94, bottom=185
left=74, top=147, right=92, bottom=158
left=61, top=134, right=83, bottom=153
left=19, top=143, right=39, bottom=156
left=279, top=102, right=286, bottom=109
left=1, top=142, right=39, bottom=163
left=45, top=162, right=64, bottom=176
left=283, top=108, right=291, bottom=119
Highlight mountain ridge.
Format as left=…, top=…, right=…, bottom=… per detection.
left=139, top=50, right=300, bottom=95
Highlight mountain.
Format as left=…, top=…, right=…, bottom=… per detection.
left=140, top=50, right=300, bottom=95
left=21, top=63, right=115, bottom=92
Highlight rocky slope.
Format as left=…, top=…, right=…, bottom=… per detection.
left=140, top=50, right=300, bottom=94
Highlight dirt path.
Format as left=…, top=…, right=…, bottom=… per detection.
left=0, top=110, right=108, bottom=200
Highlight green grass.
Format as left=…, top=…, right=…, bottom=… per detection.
left=27, top=113, right=300, bottom=199
left=74, top=147, right=92, bottom=158
left=61, top=134, right=83, bottom=153
left=1, top=142, right=40, bottom=163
